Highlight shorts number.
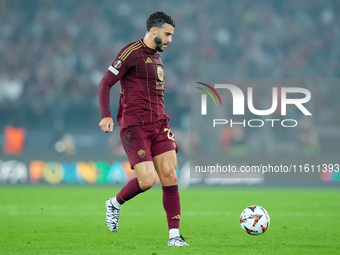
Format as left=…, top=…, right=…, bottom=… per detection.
left=164, top=128, right=175, bottom=141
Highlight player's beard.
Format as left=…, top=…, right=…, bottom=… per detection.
left=154, top=36, right=165, bottom=52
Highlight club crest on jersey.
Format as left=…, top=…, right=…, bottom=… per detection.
left=113, top=60, right=122, bottom=69
left=138, top=149, right=145, bottom=158
left=157, top=66, right=164, bottom=81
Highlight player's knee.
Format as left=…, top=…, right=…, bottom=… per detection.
left=139, top=175, right=157, bottom=191
left=167, top=170, right=178, bottom=184
left=160, top=165, right=178, bottom=185
left=166, top=174, right=178, bottom=186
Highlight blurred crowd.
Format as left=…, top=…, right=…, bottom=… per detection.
left=0, top=0, right=339, bottom=154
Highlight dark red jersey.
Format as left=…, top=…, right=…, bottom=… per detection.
left=98, top=39, right=170, bottom=128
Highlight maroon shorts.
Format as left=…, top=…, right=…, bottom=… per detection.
left=120, top=120, right=178, bottom=168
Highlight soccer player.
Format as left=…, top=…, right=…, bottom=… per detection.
left=98, top=11, right=188, bottom=247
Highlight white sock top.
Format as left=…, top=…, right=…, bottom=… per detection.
left=111, top=197, right=122, bottom=209
left=169, top=228, right=180, bottom=239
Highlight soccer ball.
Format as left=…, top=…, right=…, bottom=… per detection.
left=240, top=205, right=270, bottom=235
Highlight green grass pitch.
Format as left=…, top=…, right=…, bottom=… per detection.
left=1, top=186, right=339, bottom=254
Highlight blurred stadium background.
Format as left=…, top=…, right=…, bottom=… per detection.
left=0, top=0, right=339, bottom=186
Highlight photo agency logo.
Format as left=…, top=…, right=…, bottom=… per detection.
left=196, top=82, right=312, bottom=128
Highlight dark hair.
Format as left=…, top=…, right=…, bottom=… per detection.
left=146, top=11, right=175, bottom=32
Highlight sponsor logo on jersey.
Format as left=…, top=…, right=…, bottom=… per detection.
left=156, top=81, right=165, bottom=90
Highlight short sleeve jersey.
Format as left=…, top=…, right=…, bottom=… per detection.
left=102, top=39, right=170, bottom=128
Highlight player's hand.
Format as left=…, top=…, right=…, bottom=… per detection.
left=99, top=117, right=114, bottom=133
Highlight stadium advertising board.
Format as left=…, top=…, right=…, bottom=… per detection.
left=0, top=159, right=338, bottom=186
left=0, top=160, right=135, bottom=185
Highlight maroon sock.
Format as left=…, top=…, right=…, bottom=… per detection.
left=162, top=185, right=181, bottom=230
left=116, top=177, right=144, bottom=204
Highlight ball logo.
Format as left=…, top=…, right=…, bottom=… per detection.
left=240, top=205, right=270, bottom=235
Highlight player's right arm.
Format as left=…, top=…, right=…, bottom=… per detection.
left=98, top=68, right=119, bottom=133
left=98, top=45, right=136, bottom=133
